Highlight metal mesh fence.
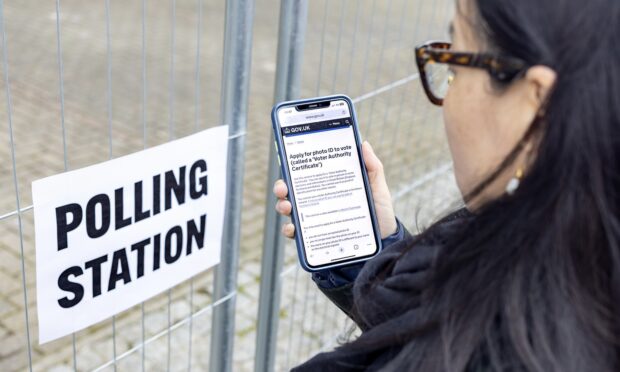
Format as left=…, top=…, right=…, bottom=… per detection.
left=0, top=0, right=459, bottom=371
left=0, top=0, right=232, bottom=370
left=263, top=0, right=460, bottom=370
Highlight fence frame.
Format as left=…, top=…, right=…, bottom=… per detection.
left=209, top=0, right=257, bottom=371
left=254, top=1, right=308, bottom=370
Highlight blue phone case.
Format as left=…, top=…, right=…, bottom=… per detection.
left=271, top=94, right=383, bottom=272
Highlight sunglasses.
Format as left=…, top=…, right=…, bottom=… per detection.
left=414, top=41, right=529, bottom=106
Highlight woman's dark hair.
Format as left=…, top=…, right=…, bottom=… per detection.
left=350, top=0, right=620, bottom=370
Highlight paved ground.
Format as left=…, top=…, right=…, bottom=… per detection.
left=0, top=0, right=459, bottom=370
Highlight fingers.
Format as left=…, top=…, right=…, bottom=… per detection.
left=281, top=223, right=295, bottom=239
left=275, top=199, right=292, bottom=216
left=274, top=179, right=294, bottom=239
left=273, top=179, right=292, bottom=217
left=273, top=179, right=289, bottom=199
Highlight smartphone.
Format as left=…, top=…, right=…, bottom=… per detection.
left=271, top=95, right=382, bottom=272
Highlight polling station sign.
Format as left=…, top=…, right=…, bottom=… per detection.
left=32, top=125, right=228, bottom=344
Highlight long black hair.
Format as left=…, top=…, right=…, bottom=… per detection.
left=351, top=0, right=620, bottom=370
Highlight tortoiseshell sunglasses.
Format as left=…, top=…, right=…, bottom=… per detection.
left=415, top=41, right=529, bottom=106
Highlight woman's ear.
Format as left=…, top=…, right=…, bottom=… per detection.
left=525, top=65, right=557, bottom=109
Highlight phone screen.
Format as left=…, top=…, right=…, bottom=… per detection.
left=277, top=99, right=379, bottom=268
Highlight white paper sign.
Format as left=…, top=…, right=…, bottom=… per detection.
left=33, top=126, right=229, bottom=344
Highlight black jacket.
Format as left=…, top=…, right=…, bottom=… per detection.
left=292, top=210, right=474, bottom=371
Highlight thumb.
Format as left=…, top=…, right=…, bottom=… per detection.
left=362, top=141, right=384, bottom=180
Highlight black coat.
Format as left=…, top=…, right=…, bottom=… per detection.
left=293, top=210, right=473, bottom=371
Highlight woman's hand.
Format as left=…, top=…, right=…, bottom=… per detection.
left=273, top=141, right=398, bottom=239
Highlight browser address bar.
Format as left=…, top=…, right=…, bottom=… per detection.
left=280, top=107, right=351, bottom=127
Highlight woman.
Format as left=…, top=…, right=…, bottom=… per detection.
left=274, top=0, right=620, bottom=370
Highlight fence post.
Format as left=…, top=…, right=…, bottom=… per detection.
left=255, top=1, right=308, bottom=371
left=209, top=0, right=255, bottom=371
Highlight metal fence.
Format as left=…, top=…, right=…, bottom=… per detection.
left=0, top=0, right=457, bottom=371
left=256, top=0, right=458, bottom=370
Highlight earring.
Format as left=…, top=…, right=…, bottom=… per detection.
left=506, top=168, right=524, bottom=195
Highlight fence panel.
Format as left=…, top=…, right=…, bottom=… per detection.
left=258, top=0, right=460, bottom=370
left=0, top=0, right=247, bottom=370
left=0, top=0, right=458, bottom=371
